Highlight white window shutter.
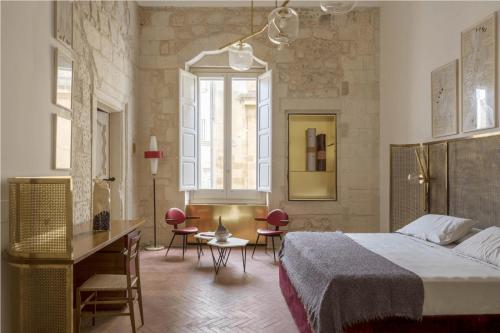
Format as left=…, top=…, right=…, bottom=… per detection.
left=179, top=69, right=198, bottom=191
left=257, top=70, right=272, bottom=192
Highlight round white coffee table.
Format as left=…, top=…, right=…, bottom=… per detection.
left=207, top=237, right=249, bottom=275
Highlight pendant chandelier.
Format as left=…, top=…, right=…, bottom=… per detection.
left=228, top=42, right=254, bottom=71
left=222, top=0, right=357, bottom=71
left=268, top=6, right=299, bottom=47
left=320, top=1, right=357, bottom=15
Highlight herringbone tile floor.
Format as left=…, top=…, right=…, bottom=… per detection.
left=81, top=246, right=298, bottom=333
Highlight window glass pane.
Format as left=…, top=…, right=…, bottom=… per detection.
left=199, top=78, right=224, bottom=189
left=231, top=78, right=257, bottom=190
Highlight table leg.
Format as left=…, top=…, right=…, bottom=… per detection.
left=241, top=246, right=247, bottom=272
left=223, top=248, right=231, bottom=267
left=209, top=245, right=218, bottom=275
left=196, top=239, right=200, bottom=261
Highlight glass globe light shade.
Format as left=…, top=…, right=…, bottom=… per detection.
left=228, top=42, right=254, bottom=71
left=268, top=7, right=299, bottom=47
left=320, top=1, right=357, bottom=15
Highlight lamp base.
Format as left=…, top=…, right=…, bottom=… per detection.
left=144, top=245, right=165, bottom=251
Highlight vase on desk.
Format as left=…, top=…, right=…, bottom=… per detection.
left=215, top=216, right=229, bottom=242
left=92, top=179, right=110, bottom=231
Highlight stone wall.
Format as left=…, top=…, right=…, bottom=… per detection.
left=136, top=6, right=380, bottom=244
left=72, top=1, right=139, bottom=229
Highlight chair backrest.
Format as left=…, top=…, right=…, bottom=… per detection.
left=267, top=209, right=289, bottom=228
left=125, top=229, right=141, bottom=283
left=165, top=208, right=186, bottom=227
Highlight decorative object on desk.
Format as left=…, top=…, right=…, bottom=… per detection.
left=431, top=60, right=459, bottom=137
left=215, top=216, right=229, bottom=243
left=92, top=179, right=111, bottom=231
left=462, top=14, right=496, bottom=132
left=54, top=0, right=73, bottom=49
left=316, top=133, right=326, bottom=171
left=54, top=47, right=73, bottom=111
left=306, top=128, right=317, bottom=171
left=53, top=114, right=72, bottom=170
left=144, top=136, right=165, bottom=251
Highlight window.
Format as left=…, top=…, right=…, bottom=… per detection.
left=179, top=70, right=272, bottom=203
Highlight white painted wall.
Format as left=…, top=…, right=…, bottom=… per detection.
left=380, top=1, right=500, bottom=231
left=1, top=2, right=68, bottom=331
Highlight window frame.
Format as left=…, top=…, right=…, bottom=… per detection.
left=191, top=70, right=266, bottom=205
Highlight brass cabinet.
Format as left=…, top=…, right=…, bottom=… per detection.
left=288, top=113, right=337, bottom=201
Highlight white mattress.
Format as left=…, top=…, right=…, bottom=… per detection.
left=347, top=233, right=500, bottom=316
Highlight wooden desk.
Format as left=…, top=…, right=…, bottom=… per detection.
left=73, top=219, right=145, bottom=263
left=5, top=218, right=145, bottom=333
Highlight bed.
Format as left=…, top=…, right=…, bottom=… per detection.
left=279, top=231, right=500, bottom=333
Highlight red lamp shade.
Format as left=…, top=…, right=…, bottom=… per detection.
left=144, top=136, right=164, bottom=175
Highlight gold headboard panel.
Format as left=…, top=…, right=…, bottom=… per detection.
left=391, top=133, right=500, bottom=231
left=448, top=135, right=500, bottom=229
left=428, top=142, right=448, bottom=215
left=390, top=145, right=427, bottom=231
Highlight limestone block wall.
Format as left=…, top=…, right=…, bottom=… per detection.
left=136, top=6, right=380, bottom=244
left=71, top=1, right=139, bottom=229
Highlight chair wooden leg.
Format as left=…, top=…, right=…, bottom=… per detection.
left=165, top=233, right=176, bottom=256
left=265, top=236, right=268, bottom=254
left=92, top=291, right=97, bottom=326
left=271, top=236, right=276, bottom=262
left=128, top=288, right=137, bottom=333
left=252, top=234, right=260, bottom=258
left=137, top=281, right=145, bottom=326
left=75, top=288, right=81, bottom=333
left=182, top=235, right=186, bottom=260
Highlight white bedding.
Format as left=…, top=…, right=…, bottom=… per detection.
left=347, top=233, right=500, bottom=316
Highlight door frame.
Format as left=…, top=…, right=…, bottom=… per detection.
left=91, top=90, right=129, bottom=220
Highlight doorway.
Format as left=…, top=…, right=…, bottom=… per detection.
left=92, top=95, right=128, bottom=221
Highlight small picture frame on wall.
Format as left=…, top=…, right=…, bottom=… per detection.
left=54, top=0, right=73, bottom=49
left=431, top=60, right=458, bottom=138
left=461, top=13, right=497, bottom=132
left=53, top=114, right=72, bottom=170
left=54, top=47, right=73, bottom=111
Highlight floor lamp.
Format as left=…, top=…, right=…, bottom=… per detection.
left=144, top=136, right=165, bottom=251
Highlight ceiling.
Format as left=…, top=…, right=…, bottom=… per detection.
left=137, top=0, right=380, bottom=7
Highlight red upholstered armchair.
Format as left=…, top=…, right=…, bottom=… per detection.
left=252, top=209, right=289, bottom=262
left=165, top=208, right=200, bottom=259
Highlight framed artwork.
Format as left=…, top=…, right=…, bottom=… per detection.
left=54, top=48, right=73, bottom=111
left=54, top=114, right=72, bottom=170
left=462, top=14, right=497, bottom=132
left=54, top=0, right=73, bottom=48
left=431, top=60, right=458, bottom=137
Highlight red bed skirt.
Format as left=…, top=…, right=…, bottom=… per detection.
left=279, top=264, right=500, bottom=333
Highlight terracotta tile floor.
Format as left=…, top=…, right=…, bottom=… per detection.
left=81, top=246, right=298, bottom=333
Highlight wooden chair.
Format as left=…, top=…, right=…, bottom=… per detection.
left=165, top=207, right=200, bottom=259
left=76, top=230, right=144, bottom=333
left=252, top=209, right=289, bottom=262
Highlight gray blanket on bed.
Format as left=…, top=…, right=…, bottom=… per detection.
left=279, top=232, right=424, bottom=333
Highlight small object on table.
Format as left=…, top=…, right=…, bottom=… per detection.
left=306, top=128, right=317, bottom=171
left=93, top=179, right=111, bottom=231
left=207, top=237, right=249, bottom=275
left=316, top=133, right=326, bottom=171
left=214, top=216, right=229, bottom=242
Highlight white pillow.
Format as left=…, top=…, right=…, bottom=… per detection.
left=396, top=214, right=476, bottom=245
left=455, top=228, right=482, bottom=244
left=454, top=227, right=500, bottom=266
